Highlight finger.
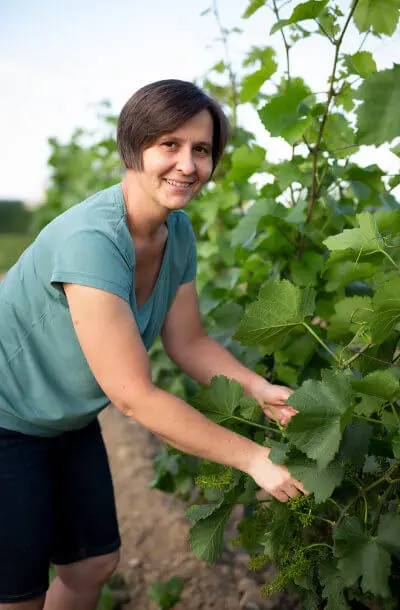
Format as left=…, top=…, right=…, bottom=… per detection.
left=262, top=406, right=279, bottom=422
left=273, top=490, right=290, bottom=503
left=294, top=479, right=310, bottom=495
left=272, top=407, right=294, bottom=426
left=283, top=485, right=301, bottom=499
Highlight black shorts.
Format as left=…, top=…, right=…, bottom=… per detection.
left=0, top=418, right=121, bottom=603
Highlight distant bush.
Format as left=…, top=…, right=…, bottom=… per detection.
left=0, top=200, right=32, bottom=234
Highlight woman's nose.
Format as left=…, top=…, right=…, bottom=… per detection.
left=176, top=150, right=196, bottom=175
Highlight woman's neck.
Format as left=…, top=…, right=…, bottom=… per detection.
left=121, top=173, right=169, bottom=240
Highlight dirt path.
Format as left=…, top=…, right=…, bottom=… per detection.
left=100, top=406, right=298, bottom=610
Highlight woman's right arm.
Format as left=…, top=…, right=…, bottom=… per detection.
left=64, top=283, right=306, bottom=502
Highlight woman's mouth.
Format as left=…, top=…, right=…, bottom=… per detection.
left=165, top=178, right=195, bottom=190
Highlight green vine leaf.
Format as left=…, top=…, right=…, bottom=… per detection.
left=231, top=199, right=285, bottom=247
left=339, top=419, right=372, bottom=468
left=356, top=64, right=400, bottom=145
left=191, top=375, right=243, bottom=423
left=286, top=370, right=354, bottom=469
left=368, top=276, right=400, bottom=344
left=323, top=212, right=384, bottom=256
left=265, top=438, right=291, bottom=465
left=147, top=576, right=185, bottom=610
left=334, top=515, right=400, bottom=597
left=319, top=562, right=350, bottom=610
left=189, top=504, right=233, bottom=564
left=261, top=502, right=296, bottom=557
left=343, top=51, right=377, bottom=78
left=242, top=0, right=265, bottom=19
left=234, top=280, right=314, bottom=352
left=240, top=58, right=277, bottom=103
left=270, top=0, right=329, bottom=33
left=353, top=0, right=400, bottom=36
left=258, top=78, right=312, bottom=145
left=323, top=261, right=378, bottom=293
left=286, top=455, right=344, bottom=503
left=392, top=434, right=400, bottom=458
left=327, top=295, right=372, bottom=343
left=238, top=395, right=261, bottom=421
left=185, top=501, right=223, bottom=523
left=355, top=395, right=384, bottom=417
left=291, top=252, right=324, bottom=287
left=378, top=512, right=400, bottom=556
left=352, top=369, right=400, bottom=401
left=226, top=145, right=266, bottom=182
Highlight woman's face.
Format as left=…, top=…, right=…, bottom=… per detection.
left=138, top=109, right=214, bottom=212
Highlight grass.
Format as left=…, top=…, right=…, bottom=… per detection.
left=0, top=233, right=33, bottom=272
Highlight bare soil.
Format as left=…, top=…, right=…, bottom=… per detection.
left=100, top=406, right=299, bottom=610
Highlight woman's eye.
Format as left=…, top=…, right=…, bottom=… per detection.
left=195, top=146, right=210, bottom=155
left=161, top=142, right=177, bottom=149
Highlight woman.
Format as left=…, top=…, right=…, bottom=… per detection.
left=0, top=80, right=306, bottom=610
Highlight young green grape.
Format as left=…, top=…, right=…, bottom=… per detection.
left=288, top=495, right=316, bottom=527
left=248, top=554, right=269, bottom=571
left=260, top=548, right=310, bottom=597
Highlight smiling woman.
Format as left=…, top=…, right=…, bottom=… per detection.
left=0, top=79, right=306, bottom=610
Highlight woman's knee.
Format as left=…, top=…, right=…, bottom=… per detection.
left=54, top=550, right=120, bottom=591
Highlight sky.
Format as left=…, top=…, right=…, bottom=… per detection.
left=1, top=0, right=399, bottom=204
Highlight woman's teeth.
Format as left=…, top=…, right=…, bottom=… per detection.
left=166, top=179, right=193, bottom=188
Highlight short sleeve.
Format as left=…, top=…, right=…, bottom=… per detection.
left=180, top=216, right=198, bottom=285
left=50, top=229, right=132, bottom=302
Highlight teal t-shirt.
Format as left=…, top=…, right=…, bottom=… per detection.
left=0, top=183, right=197, bottom=436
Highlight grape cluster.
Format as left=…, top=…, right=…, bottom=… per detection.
left=195, top=474, right=231, bottom=489
left=248, top=553, right=269, bottom=571
left=260, top=548, right=309, bottom=597
left=288, top=495, right=316, bottom=527
left=195, top=466, right=234, bottom=489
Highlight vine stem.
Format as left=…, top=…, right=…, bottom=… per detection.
left=292, top=511, right=335, bottom=526
left=302, top=322, right=340, bottom=362
left=341, top=343, right=371, bottom=367
left=391, top=402, right=400, bottom=428
left=230, top=415, right=282, bottom=435
left=305, top=542, right=333, bottom=551
left=353, top=414, right=382, bottom=425
left=342, top=349, right=400, bottom=368
left=314, top=18, right=335, bottom=44
left=272, top=0, right=291, bottom=82
left=327, top=497, right=343, bottom=511
left=370, top=483, right=395, bottom=535
left=211, top=0, right=238, bottom=129
left=380, top=248, right=399, bottom=270
left=337, top=464, right=399, bottom=527
left=305, top=0, right=360, bottom=225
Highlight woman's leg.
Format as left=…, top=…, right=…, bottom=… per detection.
left=47, top=419, right=121, bottom=609
left=0, top=428, right=54, bottom=608
left=44, top=551, right=119, bottom=610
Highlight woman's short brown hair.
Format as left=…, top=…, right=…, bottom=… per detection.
left=117, top=79, right=229, bottom=173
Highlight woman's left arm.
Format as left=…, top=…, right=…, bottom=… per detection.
left=160, top=281, right=296, bottom=425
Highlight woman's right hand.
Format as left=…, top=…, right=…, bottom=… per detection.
left=247, top=445, right=309, bottom=502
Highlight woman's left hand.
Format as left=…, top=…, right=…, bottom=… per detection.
left=249, top=376, right=297, bottom=426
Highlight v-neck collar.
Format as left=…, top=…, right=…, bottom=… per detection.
left=116, top=183, right=172, bottom=313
